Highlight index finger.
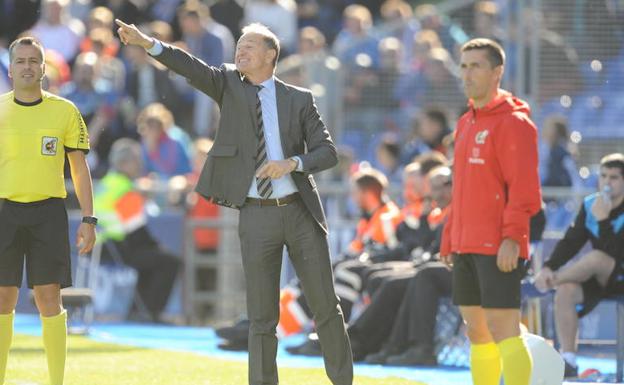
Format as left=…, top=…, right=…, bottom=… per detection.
left=256, top=164, right=269, bottom=177
left=115, top=19, right=131, bottom=29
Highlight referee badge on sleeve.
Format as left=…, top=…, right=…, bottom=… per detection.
left=42, top=136, right=58, bottom=156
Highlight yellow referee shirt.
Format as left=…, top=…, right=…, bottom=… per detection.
left=0, top=91, right=90, bottom=203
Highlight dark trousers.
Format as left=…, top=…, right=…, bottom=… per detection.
left=348, top=270, right=414, bottom=355
left=238, top=199, right=353, bottom=385
left=388, top=262, right=452, bottom=350
left=111, top=239, right=181, bottom=319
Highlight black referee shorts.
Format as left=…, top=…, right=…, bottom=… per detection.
left=0, top=198, right=72, bottom=289
left=452, top=253, right=528, bottom=309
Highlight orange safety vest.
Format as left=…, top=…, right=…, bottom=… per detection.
left=348, top=201, right=403, bottom=254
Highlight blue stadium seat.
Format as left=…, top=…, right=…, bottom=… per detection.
left=600, top=96, right=624, bottom=137
left=603, top=56, right=624, bottom=94
left=579, top=60, right=606, bottom=91
left=567, top=93, right=604, bottom=137
left=339, top=130, right=367, bottom=161
left=536, top=98, right=572, bottom=128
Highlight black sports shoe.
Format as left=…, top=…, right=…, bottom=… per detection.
left=564, top=360, right=578, bottom=378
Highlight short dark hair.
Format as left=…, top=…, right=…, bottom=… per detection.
left=378, top=137, right=401, bottom=160
left=9, top=37, right=45, bottom=63
left=600, top=153, right=624, bottom=178
left=353, top=168, right=388, bottom=198
left=461, top=38, right=505, bottom=68
left=177, top=0, right=209, bottom=20
left=423, top=107, right=449, bottom=131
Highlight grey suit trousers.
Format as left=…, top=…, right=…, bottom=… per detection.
left=238, top=198, right=353, bottom=385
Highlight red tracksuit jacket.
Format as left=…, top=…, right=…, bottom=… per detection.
left=441, top=90, right=542, bottom=259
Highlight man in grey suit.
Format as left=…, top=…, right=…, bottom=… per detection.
left=116, top=19, right=353, bottom=385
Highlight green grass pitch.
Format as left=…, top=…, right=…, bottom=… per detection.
left=6, top=334, right=425, bottom=385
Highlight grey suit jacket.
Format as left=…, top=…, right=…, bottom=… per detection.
left=152, top=42, right=338, bottom=233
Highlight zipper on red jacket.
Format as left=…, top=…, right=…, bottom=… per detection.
left=457, top=108, right=477, bottom=253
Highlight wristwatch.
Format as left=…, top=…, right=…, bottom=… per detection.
left=82, top=216, right=98, bottom=225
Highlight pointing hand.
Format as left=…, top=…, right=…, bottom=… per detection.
left=115, top=19, right=154, bottom=49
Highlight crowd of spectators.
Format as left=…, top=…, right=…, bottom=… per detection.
left=2, top=0, right=622, bottom=183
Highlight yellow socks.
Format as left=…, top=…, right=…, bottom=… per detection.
left=498, top=336, right=533, bottom=385
left=0, top=312, right=14, bottom=385
left=470, top=342, right=501, bottom=385
left=41, top=310, right=67, bottom=385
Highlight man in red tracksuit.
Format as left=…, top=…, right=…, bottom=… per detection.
left=440, top=39, right=542, bottom=385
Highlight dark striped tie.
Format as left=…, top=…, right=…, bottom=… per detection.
left=254, top=85, right=273, bottom=199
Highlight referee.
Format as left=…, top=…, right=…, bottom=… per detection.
left=0, top=37, right=96, bottom=385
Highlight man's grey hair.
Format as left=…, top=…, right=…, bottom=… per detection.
left=109, top=138, right=142, bottom=172
left=241, top=23, right=280, bottom=66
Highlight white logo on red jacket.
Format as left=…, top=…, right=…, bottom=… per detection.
left=475, top=129, right=489, bottom=144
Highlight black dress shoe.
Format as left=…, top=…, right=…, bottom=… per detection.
left=386, top=346, right=437, bottom=366
left=216, top=319, right=250, bottom=341
left=218, top=340, right=249, bottom=352
left=286, top=338, right=322, bottom=356
left=564, top=360, right=578, bottom=379
left=364, top=348, right=401, bottom=365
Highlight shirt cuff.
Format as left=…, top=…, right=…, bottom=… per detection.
left=293, top=156, right=303, bottom=172
left=146, top=39, right=163, bottom=56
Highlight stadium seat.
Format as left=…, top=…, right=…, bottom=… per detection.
left=579, top=61, right=605, bottom=92
left=60, top=242, right=102, bottom=334
left=600, top=96, right=624, bottom=138
left=535, top=98, right=572, bottom=129
left=603, top=57, right=624, bottom=94
left=567, top=93, right=605, bottom=138
left=339, top=130, right=367, bottom=160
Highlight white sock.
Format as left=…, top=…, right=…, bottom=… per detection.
left=562, top=351, right=577, bottom=366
